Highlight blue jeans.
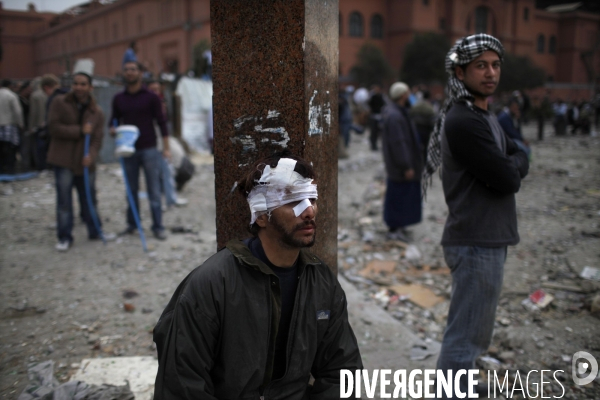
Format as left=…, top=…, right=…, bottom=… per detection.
left=122, top=148, right=164, bottom=233
left=159, top=157, right=177, bottom=207
left=436, top=246, right=506, bottom=399
left=54, top=166, right=100, bottom=242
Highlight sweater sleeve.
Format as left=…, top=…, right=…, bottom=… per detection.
left=89, top=111, right=104, bottom=164
left=109, top=96, right=121, bottom=128
left=445, top=110, right=526, bottom=194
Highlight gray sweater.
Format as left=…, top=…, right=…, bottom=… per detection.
left=441, top=102, right=529, bottom=247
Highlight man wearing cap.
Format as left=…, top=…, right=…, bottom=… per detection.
left=47, top=72, right=112, bottom=251
left=153, top=152, right=362, bottom=399
left=381, top=82, right=423, bottom=243
left=423, top=34, right=529, bottom=397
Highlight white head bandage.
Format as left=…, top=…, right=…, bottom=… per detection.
left=247, top=158, right=318, bottom=225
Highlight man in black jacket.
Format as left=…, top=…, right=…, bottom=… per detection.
left=423, top=34, right=529, bottom=399
left=153, top=152, right=363, bottom=399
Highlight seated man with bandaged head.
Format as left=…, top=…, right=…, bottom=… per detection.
left=153, top=151, right=363, bottom=400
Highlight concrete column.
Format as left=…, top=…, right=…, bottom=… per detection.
left=212, top=0, right=339, bottom=273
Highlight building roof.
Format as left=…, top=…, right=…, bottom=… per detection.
left=536, top=0, right=600, bottom=14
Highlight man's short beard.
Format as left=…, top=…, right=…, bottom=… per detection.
left=270, top=214, right=316, bottom=249
left=464, top=80, right=495, bottom=100
left=125, top=76, right=140, bottom=85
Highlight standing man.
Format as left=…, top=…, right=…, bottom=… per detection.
left=423, top=34, right=529, bottom=398
left=409, top=89, right=436, bottom=162
left=381, top=82, right=423, bottom=243
left=22, top=78, right=47, bottom=171
left=153, top=152, right=362, bottom=399
left=147, top=79, right=188, bottom=209
left=498, top=98, right=531, bottom=159
left=367, top=84, right=385, bottom=151
left=47, top=72, right=109, bottom=251
left=110, top=61, right=169, bottom=240
left=38, top=74, right=67, bottom=170
left=0, top=79, right=24, bottom=174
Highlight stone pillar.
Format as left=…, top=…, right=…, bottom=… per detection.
left=212, top=0, right=339, bottom=273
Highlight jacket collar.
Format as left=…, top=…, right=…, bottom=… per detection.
left=64, top=91, right=98, bottom=113
left=226, top=239, right=322, bottom=276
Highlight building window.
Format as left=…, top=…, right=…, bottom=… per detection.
left=523, top=7, right=529, bottom=21
left=537, top=34, right=545, bottom=53
left=339, top=13, right=342, bottom=36
left=371, top=14, right=383, bottom=39
left=349, top=12, right=363, bottom=37
left=439, top=18, right=446, bottom=30
left=93, top=30, right=98, bottom=45
left=138, top=15, right=144, bottom=33
left=475, top=6, right=488, bottom=33
left=423, top=0, right=429, bottom=5
left=549, top=35, right=556, bottom=54
left=113, top=23, right=119, bottom=40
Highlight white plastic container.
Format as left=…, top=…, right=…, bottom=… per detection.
left=115, top=125, right=139, bottom=158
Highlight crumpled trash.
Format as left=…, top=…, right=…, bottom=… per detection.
left=529, top=289, right=554, bottom=308
left=580, top=266, right=600, bottom=281
left=18, top=360, right=134, bottom=400
left=405, top=245, right=422, bottom=262
left=478, top=356, right=501, bottom=371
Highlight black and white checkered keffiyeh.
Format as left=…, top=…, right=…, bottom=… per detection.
left=422, top=33, right=505, bottom=197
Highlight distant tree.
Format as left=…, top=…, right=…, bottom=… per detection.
left=350, top=42, right=394, bottom=87
left=400, top=32, right=450, bottom=86
left=497, top=53, right=545, bottom=93
left=192, top=39, right=211, bottom=77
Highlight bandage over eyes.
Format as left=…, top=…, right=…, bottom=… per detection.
left=247, top=158, right=318, bottom=225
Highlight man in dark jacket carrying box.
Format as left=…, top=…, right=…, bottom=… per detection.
left=153, top=152, right=363, bottom=400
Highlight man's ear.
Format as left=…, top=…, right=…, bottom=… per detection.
left=455, top=66, right=465, bottom=81
left=255, top=214, right=268, bottom=228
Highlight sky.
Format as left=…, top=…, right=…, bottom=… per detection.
left=3, top=0, right=88, bottom=13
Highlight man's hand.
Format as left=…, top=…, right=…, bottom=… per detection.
left=404, top=168, right=415, bottom=180
left=109, top=126, right=116, bottom=137
left=82, top=155, right=92, bottom=167
left=163, top=149, right=171, bottom=161
left=83, top=122, right=93, bottom=135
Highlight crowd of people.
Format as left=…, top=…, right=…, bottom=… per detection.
left=3, top=30, right=600, bottom=398
left=0, top=60, right=194, bottom=252
left=338, top=70, right=599, bottom=244
left=152, top=32, right=532, bottom=399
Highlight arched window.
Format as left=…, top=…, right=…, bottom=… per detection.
left=523, top=7, right=529, bottom=21
left=339, top=13, right=343, bottom=36
left=475, top=6, right=488, bottom=33
left=371, top=14, right=383, bottom=39
left=537, top=34, right=545, bottom=53
left=549, top=35, right=557, bottom=54
left=349, top=12, right=363, bottom=37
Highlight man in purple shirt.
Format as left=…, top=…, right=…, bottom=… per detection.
left=110, top=61, right=170, bottom=240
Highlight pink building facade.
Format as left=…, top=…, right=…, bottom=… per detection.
left=1, top=0, right=599, bottom=96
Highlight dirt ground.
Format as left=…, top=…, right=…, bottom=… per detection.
left=1, top=122, right=599, bottom=399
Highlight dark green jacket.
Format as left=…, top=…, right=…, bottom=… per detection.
left=153, top=240, right=363, bottom=400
